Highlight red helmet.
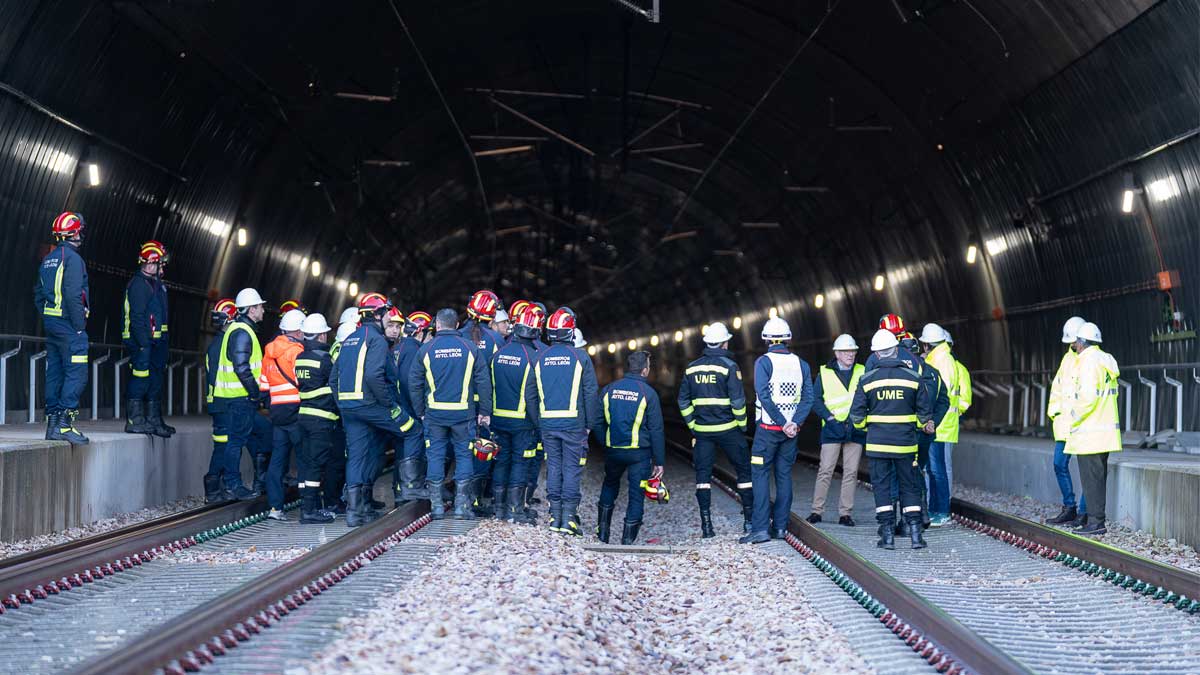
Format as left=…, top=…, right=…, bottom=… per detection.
left=473, top=437, right=500, bottom=462
left=546, top=307, right=576, bottom=341
left=279, top=299, right=305, bottom=315
left=211, top=298, right=237, bottom=326
left=358, top=292, right=392, bottom=320
left=509, top=299, right=530, bottom=318
left=52, top=212, right=85, bottom=238
left=137, top=240, right=167, bottom=264
left=467, top=289, right=500, bottom=321
left=513, top=304, right=545, bottom=340
left=879, top=313, right=906, bottom=336
left=405, top=310, right=432, bottom=336
left=641, top=477, right=670, bottom=503
left=385, top=307, right=406, bottom=325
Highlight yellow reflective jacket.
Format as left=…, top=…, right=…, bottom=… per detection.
left=954, top=360, right=971, bottom=414
left=1064, top=346, right=1121, bottom=455
left=924, top=342, right=960, bottom=443
left=1046, top=350, right=1078, bottom=442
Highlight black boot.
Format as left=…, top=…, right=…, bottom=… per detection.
left=44, top=411, right=59, bottom=441
left=876, top=518, right=896, bottom=550
left=203, top=474, right=224, bottom=503
left=428, top=481, right=447, bottom=519
left=1076, top=517, right=1106, bottom=535
left=1069, top=513, right=1088, bottom=529
left=360, top=486, right=380, bottom=523
left=300, top=487, right=334, bottom=524
left=908, top=515, right=927, bottom=549
left=739, top=489, right=754, bottom=533
left=526, top=485, right=542, bottom=505
left=1046, top=505, right=1077, bottom=525
left=124, top=399, right=153, bottom=434
left=491, top=485, right=507, bottom=520
left=896, top=517, right=911, bottom=537
left=345, top=487, right=365, bottom=527
left=560, top=501, right=582, bottom=536
left=596, top=504, right=614, bottom=543
left=920, top=489, right=932, bottom=529
left=398, top=458, right=428, bottom=501
left=471, top=478, right=494, bottom=517
left=699, top=508, right=716, bottom=539
left=621, top=520, right=642, bottom=545
left=253, top=453, right=270, bottom=496
left=507, top=486, right=534, bottom=524
left=452, top=482, right=476, bottom=520
left=146, top=399, right=174, bottom=438
left=893, top=500, right=905, bottom=535
left=548, top=502, right=563, bottom=532
left=53, top=409, right=89, bottom=444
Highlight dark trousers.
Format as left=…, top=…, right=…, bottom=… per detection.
left=207, top=410, right=228, bottom=479
left=891, top=432, right=931, bottom=505
left=484, top=428, right=537, bottom=488
left=870, top=453, right=922, bottom=523
left=693, top=429, right=752, bottom=508
left=343, top=405, right=413, bottom=486
left=222, top=399, right=272, bottom=490
left=527, top=436, right=545, bottom=489
left=749, top=428, right=797, bottom=534
left=543, top=428, right=588, bottom=506
left=1076, top=452, right=1110, bottom=520
left=425, top=419, right=475, bottom=484
left=326, top=425, right=347, bottom=506
left=299, top=418, right=335, bottom=494
left=268, top=422, right=305, bottom=509
left=599, top=448, right=651, bottom=522
left=148, top=339, right=167, bottom=401
left=124, top=340, right=151, bottom=400
left=45, top=318, right=87, bottom=412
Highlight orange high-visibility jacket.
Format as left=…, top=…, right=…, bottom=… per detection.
left=261, top=335, right=304, bottom=408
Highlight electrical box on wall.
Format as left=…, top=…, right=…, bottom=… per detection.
left=1157, top=270, right=1181, bottom=290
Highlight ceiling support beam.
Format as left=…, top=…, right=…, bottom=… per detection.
left=629, top=142, right=704, bottom=155
left=609, top=108, right=679, bottom=157
left=647, top=157, right=704, bottom=175
left=489, top=97, right=596, bottom=157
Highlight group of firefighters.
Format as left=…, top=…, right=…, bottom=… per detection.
left=35, top=211, right=1123, bottom=547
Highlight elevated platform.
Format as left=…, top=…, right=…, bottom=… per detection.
left=953, top=432, right=1200, bottom=549
left=0, top=416, right=239, bottom=541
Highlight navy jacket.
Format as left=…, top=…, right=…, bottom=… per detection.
left=392, top=336, right=423, bottom=416
left=849, top=356, right=933, bottom=458
left=677, top=347, right=748, bottom=435
left=408, top=328, right=491, bottom=424
left=534, top=340, right=601, bottom=432
left=753, top=345, right=815, bottom=427
left=867, top=346, right=949, bottom=427
left=122, top=272, right=162, bottom=348
left=489, top=337, right=541, bottom=432
left=812, top=360, right=868, bottom=445
left=35, top=242, right=89, bottom=331
left=597, top=373, right=665, bottom=465
left=334, top=322, right=403, bottom=414
left=205, top=331, right=225, bottom=412
left=296, top=338, right=338, bottom=425
left=462, top=319, right=502, bottom=359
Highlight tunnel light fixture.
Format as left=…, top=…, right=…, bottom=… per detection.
left=348, top=282, right=359, bottom=297
left=587, top=345, right=597, bottom=356
left=965, top=245, right=978, bottom=264
left=984, top=237, right=1007, bottom=256
left=1147, top=178, right=1179, bottom=202
left=732, top=316, right=742, bottom=330
left=769, top=306, right=779, bottom=319
left=87, top=163, right=100, bottom=187
left=627, top=339, right=638, bottom=350
left=650, top=335, right=660, bottom=346
left=607, top=343, right=617, bottom=354
left=236, top=228, right=248, bottom=247
left=873, top=275, right=886, bottom=292
left=1121, top=190, right=1135, bottom=213
left=311, top=260, right=322, bottom=277
left=674, top=330, right=684, bottom=342
left=814, top=293, right=825, bottom=309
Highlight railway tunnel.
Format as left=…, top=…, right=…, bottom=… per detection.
left=0, top=1, right=1197, bottom=674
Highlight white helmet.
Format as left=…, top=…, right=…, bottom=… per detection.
left=494, top=309, right=510, bottom=323
left=279, top=309, right=306, bottom=332
left=945, top=330, right=954, bottom=346
left=870, top=329, right=899, bottom=352
left=1061, top=316, right=1086, bottom=344
left=1075, top=321, right=1102, bottom=343
left=761, top=317, right=791, bottom=341
left=832, top=334, right=858, bottom=351
left=335, top=322, right=357, bottom=343
left=301, top=313, right=332, bottom=335
left=573, top=328, right=588, bottom=348
left=234, top=288, right=265, bottom=309
left=703, top=322, right=733, bottom=345
left=919, top=323, right=949, bottom=344
left=338, top=306, right=360, bottom=325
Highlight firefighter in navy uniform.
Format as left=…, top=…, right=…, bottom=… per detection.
left=324, top=319, right=360, bottom=516
left=334, top=293, right=417, bottom=527
left=678, top=322, right=753, bottom=537
left=488, top=304, right=543, bottom=523
left=202, top=298, right=238, bottom=503
left=534, top=308, right=601, bottom=536
left=148, top=244, right=175, bottom=437
left=408, top=308, right=492, bottom=520
left=122, top=241, right=166, bottom=435
left=294, top=313, right=338, bottom=524
left=849, top=329, right=934, bottom=550
left=391, top=311, right=433, bottom=503
left=35, top=212, right=90, bottom=444
left=596, top=350, right=665, bottom=545
left=740, top=317, right=814, bottom=544
left=213, top=288, right=273, bottom=500
left=463, top=290, right=503, bottom=358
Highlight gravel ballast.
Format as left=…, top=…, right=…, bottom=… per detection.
left=0, top=496, right=205, bottom=559
left=953, top=485, right=1200, bottom=574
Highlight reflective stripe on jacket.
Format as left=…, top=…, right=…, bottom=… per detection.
left=408, top=329, right=491, bottom=424
left=924, top=342, right=960, bottom=443
left=296, top=339, right=338, bottom=422
left=262, top=335, right=304, bottom=423
left=533, top=342, right=600, bottom=431
left=213, top=321, right=262, bottom=400
left=955, top=359, right=971, bottom=414
left=677, top=347, right=747, bottom=434
left=849, top=357, right=932, bottom=456
left=597, top=373, right=665, bottom=465
left=1047, top=350, right=1078, bottom=442
left=753, top=345, right=814, bottom=427
left=1065, top=346, right=1121, bottom=455
left=36, top=243, right=89, bottom=330
left=490, top=338, right=540, bottom=431
left=813, top=362, right=867, bottom=445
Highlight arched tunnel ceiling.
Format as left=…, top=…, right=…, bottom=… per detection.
left=124, top=0, right=1157, bottom=333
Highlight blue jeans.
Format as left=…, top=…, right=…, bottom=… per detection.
left=599, top=448, right=651, bottom=522
left=222, top=399, right=272, bottom=490
left=1052, top=440, right=1086, bottom=513
left=749, top=428, right=797, bottom=534
left=927, top=441, right=952, bottom=515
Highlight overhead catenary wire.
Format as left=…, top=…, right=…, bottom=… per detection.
left=387, top=0, right=495, bottom=275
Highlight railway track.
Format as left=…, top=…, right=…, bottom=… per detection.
left=667, top=422, right=1200, bottom=675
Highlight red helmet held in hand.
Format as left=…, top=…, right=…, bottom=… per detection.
left=473, top=437, right=500, bottom=462
left=641, top=477, right=670, bottom=503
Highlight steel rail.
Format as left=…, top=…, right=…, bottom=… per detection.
left=664, top=428, right=1031, bottom=675
left=71, top=498, right=432, bottom=675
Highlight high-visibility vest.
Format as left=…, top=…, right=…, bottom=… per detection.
left=1047, top=350, right=1078, bottom=442
left=213, top=322, right=262, bottom=399
left=924, top=343, right=960, bottom=443
left=1065, top=347, right=1121, bottom=455
left=260, top=336, right=303, bottom=406
left=819, top=364, right=864, bottom=424
left=954, top=360, right=971, bottom=413
left=755, top=351, right=803, bottom=425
